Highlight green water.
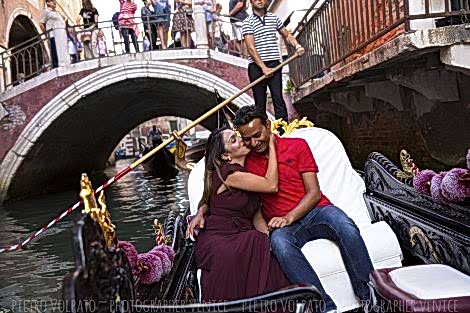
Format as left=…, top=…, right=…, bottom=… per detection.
left=0, top=159, right=189, bottom=312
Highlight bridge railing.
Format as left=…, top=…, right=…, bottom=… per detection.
left=287, top=0, right=470, bottom=88
left=0, top=11, right=245, bottom=91
left=1, top=30, right=54, bottom=90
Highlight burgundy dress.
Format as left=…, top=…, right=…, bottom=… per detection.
left=195, top=163, right=289, bottom=302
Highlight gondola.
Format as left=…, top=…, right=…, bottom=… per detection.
left=364, top=152, right=470, bottom=276
left=138, top=139, right=179, bottom=177
left=182, top=138, right=207, bottom=163
left=62, top=123, right=469, bottom=313
left=173, top=90, right=234, bottom=170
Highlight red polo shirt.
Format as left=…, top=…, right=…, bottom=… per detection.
left=245, top=136, right=332, bottom=221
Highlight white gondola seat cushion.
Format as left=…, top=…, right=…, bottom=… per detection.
left=371, top=265, right=470, bottom=312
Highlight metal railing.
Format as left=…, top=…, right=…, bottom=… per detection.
left=1, top=30, right=53, bottom=88
left=288, top=0, right=470, bottom=88
left=1, top=11, right=209, bottom=91
left=208, top=14, right=249, bottom=58
left=0, top=9, right=250, bottom=91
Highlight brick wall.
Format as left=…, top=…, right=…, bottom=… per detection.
left=296, top=96, right=468, bottom=172
left=0, top=69, right=99, bottom=162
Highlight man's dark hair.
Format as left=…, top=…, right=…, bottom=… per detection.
left=233, top=105, right=268, bottom=129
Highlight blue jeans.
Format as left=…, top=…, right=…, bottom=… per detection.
left=270, top=205, right=373, bottom=312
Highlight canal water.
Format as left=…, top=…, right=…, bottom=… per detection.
left=0, top=159, right=190, bottom=312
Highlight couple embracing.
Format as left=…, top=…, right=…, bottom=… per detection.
left=186, top=106, right=373, bottom=313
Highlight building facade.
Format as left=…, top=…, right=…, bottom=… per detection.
left=0, top=0, right=81, bottom=88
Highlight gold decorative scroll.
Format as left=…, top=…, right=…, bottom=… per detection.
left=79, top=173, right=118, bottom=248
left=409, top=225, right=440, bottom=263
left=397, top=150, right=418, bottom=179
left=153, top=219, right=172, bottom=246
left=271, top=117, right=315, bottom=137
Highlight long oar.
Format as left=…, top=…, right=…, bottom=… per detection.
left=0, top=53, right=300, bottom=253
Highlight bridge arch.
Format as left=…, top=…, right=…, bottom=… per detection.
left=0, top=61, right=253, bottom=201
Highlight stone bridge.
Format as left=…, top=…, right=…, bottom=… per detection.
left=0, top=49, right=253, bottom=202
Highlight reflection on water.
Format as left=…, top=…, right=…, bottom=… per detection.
left=0, top=159, right=189, bottom=312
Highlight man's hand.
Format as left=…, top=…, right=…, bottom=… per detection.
left=268, top=214, right=294, bottom=230
left=296, top=46, right=305, bottom=56
left=262, top=66, right=274, bottom=77
left=186, top=213, right=205, bottom=239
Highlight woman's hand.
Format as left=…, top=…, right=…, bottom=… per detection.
left=269, top=133, right=277, bottom=149
left=185, top=212, right=205, bottom=240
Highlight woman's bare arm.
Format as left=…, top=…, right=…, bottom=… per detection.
left=225, top=135, right=278, bottom=193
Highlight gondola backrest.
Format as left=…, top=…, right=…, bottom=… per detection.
left=289, top=128, right=371, bottom=227
left=188, top=159, right=206, bottom=215
left=188, top=127, right=371, bottom=227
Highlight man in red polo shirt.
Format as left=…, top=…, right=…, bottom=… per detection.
left=232, top=106, right=373, bottom=313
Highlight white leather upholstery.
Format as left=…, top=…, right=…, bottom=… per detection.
left=188, top=127, right=403, bottom=312
left=188, top=158, right=205, bottom=215
left=389, top=265, right=470, bottom=299
left=291, top=128, right=371, bottom=227
left=302, top=221, right=402, bottom=311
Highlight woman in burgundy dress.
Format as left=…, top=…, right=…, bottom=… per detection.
left=186, top=127, right=289, bottom=302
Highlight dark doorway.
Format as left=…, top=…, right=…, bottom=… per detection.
left=8, top=15, right=44, bottom=85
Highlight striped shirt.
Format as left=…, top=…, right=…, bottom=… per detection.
left=119, top=0, right=137, bottom=15
left=119, top=0, right=137, bottom=28
left=242, top=12, right=283, bottom=63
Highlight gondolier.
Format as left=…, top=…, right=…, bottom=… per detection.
left=147, top=125, right=163, bottom=147
left=242, top=0, right=305, bottom=122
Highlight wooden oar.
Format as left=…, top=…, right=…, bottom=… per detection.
left=0, top=53, right=300, bottom=253
left=130, top=53, right=300, bottom=169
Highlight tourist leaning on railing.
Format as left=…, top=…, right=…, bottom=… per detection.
left=225, top=0, right=248, bottom=57
left=142, top=0, right=158, bottom=49
left=173, top=0, right=194, bottom=48
left=96, top=30, right=108, bottom=57
left=77, top=0, right=99, bottom=59
left=151, top=0, right=171, bottom=49
left=212, top=3, right=226, bottom=51
left=40, top=0, right=69, bottom=68
left=67, top=26, right=82, bottom=63
left=119, top=0, right=140, bottom=53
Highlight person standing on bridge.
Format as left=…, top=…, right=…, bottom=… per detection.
left=40, top=0, right=69, bottom=68
left=77, top=0, right=99, bottom=59
left=242, top=0, right=305, bottom=122
left=119, top=0, right=140, bottom=53
left=225, top=0, right=248, bottom=57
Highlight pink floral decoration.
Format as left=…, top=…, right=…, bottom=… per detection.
left=413, top=170, right=436, bottom=195
left=430, top=172, right=447, bottom=203
left=137, top=253, right=163, bottom=284
left=118, top=241, right=138, bottom=269
left=441, top=168, right=470, bottom=203
left=151, top=245, right=175, bottom=263
left=149, top=249, right=172, bottom=276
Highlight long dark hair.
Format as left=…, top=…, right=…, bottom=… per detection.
left=198, top=127, right=231, bottom=208
left=82, top=0, right=94, bottom=11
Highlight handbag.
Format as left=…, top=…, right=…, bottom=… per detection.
left=183, top=5, right=193, bottom=15
left=81, top=30, right=91, bottom=42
